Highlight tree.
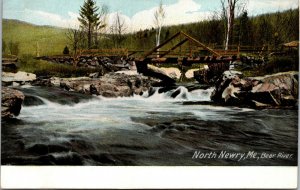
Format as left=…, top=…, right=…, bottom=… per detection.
left=78, top=0, right=101, bottom=49
left=221, top=0, right=247, bottom=50
left=154, top=0, right=166, bottom=52
left=257, top=15, right=273, bottom=46
left=66, top=28, right=86, bottom=67
left=63, top=46, right=70, bottom=55
left=110, top=12, right=127, bottom=48
left=94, top=5, right=108, bottom=48
left=284, top=9, right=299, bottom=42
left=237, top=11, right=251, bottom=46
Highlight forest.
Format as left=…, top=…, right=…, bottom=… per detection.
left=106, top=9, right=299, bottom=51
left=2, top=8, right=299, bottom=56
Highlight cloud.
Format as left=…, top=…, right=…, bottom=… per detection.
left=13, top=0, right=299, bottom=32
left=23, top=9, right=80, bottom=28
left=106, top=12, right=132, bottom=33
left=248, top=0, right=299, bottom=15
left=129, top=0, right=211, bottom=31
left=91, top=0, right=211, bottom=33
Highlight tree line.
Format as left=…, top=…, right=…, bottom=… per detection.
left=121, top=8, right=298, bottom=51
left=66, top=0, right=299, bottom=56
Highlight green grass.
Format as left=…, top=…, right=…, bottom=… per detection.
left=3, top=19, right=69, bottom=56
left=19, top=55, right=102, bottom=78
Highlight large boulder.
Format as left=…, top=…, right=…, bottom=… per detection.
left=211, top=70, right=243, bottom=105
left=2, top=58, right=18, bottom=72
left=91, top=73, right=159, bottom=97
left=211, top=71, right=298, bottom=108
left=2, top=71, right=36, bottom=86
left=2, top=87, right=25, bottom=119
left=55, top=73, right=160, bottom=98
left=142, top=65, right=176, bottom=83
left=249, top=72, right=298, bottom=106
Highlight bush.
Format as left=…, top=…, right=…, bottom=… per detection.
left=237, top=55, right=299, bottom=77
left=63, top=46, right=70, bottom=55
left=263, top=56, right=298, bottom=74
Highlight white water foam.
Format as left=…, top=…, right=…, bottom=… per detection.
left=97, top=86, right=214, bottom=102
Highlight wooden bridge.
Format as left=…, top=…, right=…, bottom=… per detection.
left=132, top=31, right=238, bottom=81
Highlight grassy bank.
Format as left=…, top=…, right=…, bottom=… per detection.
left=18, top=55, right=102, bottom=78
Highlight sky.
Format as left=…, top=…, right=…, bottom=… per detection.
left=3, top=0, right=299, bottom=32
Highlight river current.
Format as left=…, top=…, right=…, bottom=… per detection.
left=1, top=85, right=298, bottom=165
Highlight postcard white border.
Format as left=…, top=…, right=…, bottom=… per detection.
left=1, top=166, right=298, bottom=189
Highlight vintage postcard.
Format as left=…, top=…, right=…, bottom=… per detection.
left=1, top=0, right=299, bottom=188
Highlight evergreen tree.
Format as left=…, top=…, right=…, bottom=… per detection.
left=78, top=0, right=100, bottom=49
left=63, top=46, right=70, bottom=55
left=238, top=11, right=250, bottom=46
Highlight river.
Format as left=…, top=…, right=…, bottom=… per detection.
left=1, top=85, right=298, bottom=166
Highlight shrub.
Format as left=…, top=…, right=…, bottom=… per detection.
left=263, top=56, right=298, bottom=74
left=63, top=46, right=70, bottom=55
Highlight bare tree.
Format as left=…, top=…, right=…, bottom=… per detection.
left=110, top=12, right=127, bottom=48
left=66, top=28, right=85, bottom=67
left=154, top=0, right=166, bottom=51
left=94, top=5, right=108, bottom=48
left=221, top=0, right=247, bottom=50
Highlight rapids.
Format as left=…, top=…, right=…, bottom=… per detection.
left=1, top=85, right=298, bottom=165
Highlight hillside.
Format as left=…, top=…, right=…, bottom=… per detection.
left=2, top=19, right=69, bottom=56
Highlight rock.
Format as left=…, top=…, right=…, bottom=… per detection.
left=148, top=65, right=180, bottom=80
left=49, top=77, right=61, bottom=87
left=2, top=62, right=17, bottom=72
left=2, top=87, right=25, bottom=119
left=2, top=71, right=36, bottom=84
left=12, top=82, right=20, bottom=87
left=89, top=72, right=100, bottom=78
left=91, top=73, right=157, bottom=97
left=211, top=71, right=298, bottom=108
left=251, top=100, right=271, bottom=109
left=23, top=95, right=44, bottom=106
left=211, top=70, right=243, bottom=104
left=144, top=65, right=176, bottom=84
left=185, top=69, right=199, bottom=79
left=52, top=73, right=160, bottom=98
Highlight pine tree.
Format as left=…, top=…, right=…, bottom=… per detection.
left=78, top=0, right=100, bottom=49
left=63, top=46, right=70, bottom=55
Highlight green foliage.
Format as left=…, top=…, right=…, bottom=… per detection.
left=19, top=55, right=102, bottom=77
left=119, top=9, right=298, bottom=50
left=238, top=56, right=298, bottom=77
left=63, top=46, right=70, bottom=55
left=78, top=0, right=101, bottom=49
left=263, top=56, right=298, bottom=74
